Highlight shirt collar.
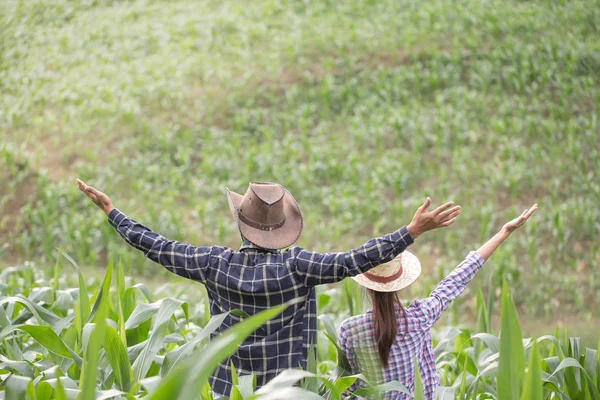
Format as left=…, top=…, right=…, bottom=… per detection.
left=239, top=240, right=280, bottom=253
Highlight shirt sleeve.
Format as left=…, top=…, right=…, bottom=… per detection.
left=338, top=322, right=359, bottom=394
left=108, top=209, right=221, bottom=283
left=419, top=251, right=485, bottom=329
left=293, top=226, right=414, bottom=287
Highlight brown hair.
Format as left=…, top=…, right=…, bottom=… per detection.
left=368, top=289, right=408, bottom=369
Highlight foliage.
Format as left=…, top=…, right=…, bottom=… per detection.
left=0, top=258, right=598, bottom=399
left=1, top=0, right=599, bottom=320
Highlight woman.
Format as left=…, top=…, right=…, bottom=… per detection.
left=338, top=204, right=538, bottom=399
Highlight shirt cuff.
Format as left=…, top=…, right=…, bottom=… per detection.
left=392, top=225, right=414, bottom=247
left=107, top=208, right=127, bottom=228
left=468, top=251, right=486, bottom=269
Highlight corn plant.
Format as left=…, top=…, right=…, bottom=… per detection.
left=1, top=255, right=598, bottom=399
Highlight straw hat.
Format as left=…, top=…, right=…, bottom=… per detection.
left=226, top=182, right=303, bottom=250
left=352, top=251, right=421, bottom=292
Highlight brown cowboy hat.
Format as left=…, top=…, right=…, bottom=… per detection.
left=226, top=182, right=303, bottom=250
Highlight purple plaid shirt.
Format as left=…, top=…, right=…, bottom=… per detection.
left=338, top=251, right=485, bottom=399
left=107, top=209, right=414, bottom=396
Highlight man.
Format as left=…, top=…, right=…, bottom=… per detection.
left=77, top=179, right=460, bottom=397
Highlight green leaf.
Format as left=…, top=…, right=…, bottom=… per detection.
left=413, top=357, right=426, bottom=400
left=318, top=314, right=338, bottom=343
left=0, top=295, right=62, bottom=326
left=548, top=357, right=600, bottom=400
left=147, top=304, right=286, bottom=400
left=353, top=380, right=412, bottom=397
left=53, top=371, right=68, bottom=400
left=0, top=324, right=82, bottom=368
left=521, top=340, right=543, bottom=400
left=476, top=286, right=490, bottom=334
left=78, top=263, right=111, bottom=400
left=471, top=332, right=499, bottom=354
left=115, top=260, right=127, bottom=346
left=104, top=325, right=133, bottom=392
left=497, top=278, right=524, bottom=400
left=5, top=375, right=34, bottom=400
left=253, top=387, right=325, bottom=400
left=231, top=361, right=239, bottom=385
left=88, top=260, right=113, bottom=324
left=57, top=248, right=90, bottom=337
left=236, top=374, right=256, bottom=399
left=161, top=312, right=228, bottom=377
left=0, top=355, right=34, bottom=377
left=131, top=297, right=188, bottom=381
left=36, top=381, right=56, bottom=400
left=456, top=351, right=478, bottom=377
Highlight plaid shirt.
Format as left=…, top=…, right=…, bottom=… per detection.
left=338, top=251, right=485, bottom=400
left=107, top=209, right=414, bottom=396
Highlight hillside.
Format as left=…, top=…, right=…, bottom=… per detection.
left=1, top=0, right=599, bottom=320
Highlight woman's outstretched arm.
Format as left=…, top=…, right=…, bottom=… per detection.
left=417, top=204, right=538, bottom=328
left=476, top=204, right=538, bottom=260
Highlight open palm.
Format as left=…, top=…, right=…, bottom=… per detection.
left=503, top=204, right=538, bottom=233
left=77, top=179, right=114, bottom=215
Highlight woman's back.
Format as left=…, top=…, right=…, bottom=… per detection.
left=339, top=301, right=441, bottom=399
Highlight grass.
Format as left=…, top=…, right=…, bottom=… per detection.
left=1, top=0, right=599, bottom=324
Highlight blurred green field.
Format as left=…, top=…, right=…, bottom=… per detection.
left=1, top=0, right=599, bottom=326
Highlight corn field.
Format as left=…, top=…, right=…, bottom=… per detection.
left=1, top=0, right=599, bottom=320
left=0, top=252, right=598, bottom=399
left=1, top=0, right=599, bottom=398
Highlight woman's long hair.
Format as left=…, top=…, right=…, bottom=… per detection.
left=368, top=289, right=408, bottom=369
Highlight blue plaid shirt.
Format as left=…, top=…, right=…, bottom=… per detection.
left=108, top=209, right=414, bottom=396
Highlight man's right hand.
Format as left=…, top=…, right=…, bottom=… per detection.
left=77, top=179, right=115, bottom=215
left=406, top=197, right=461, bottom=239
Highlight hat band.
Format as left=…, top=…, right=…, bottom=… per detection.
left=238, top=211, right=286, bottom=232
left=364, top=266, right=403, bottom=284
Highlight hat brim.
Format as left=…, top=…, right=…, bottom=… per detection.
left=227, top=188, right=303, bottom=250
left=352, top=251, right=421, bottom=292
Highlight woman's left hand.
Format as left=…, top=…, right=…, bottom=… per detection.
left=502, top=204, right=538, bottom=234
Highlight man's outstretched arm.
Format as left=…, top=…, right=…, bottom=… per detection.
left=77, top=179, right=216, bottom=282
left=294, top=197, right=461, bottom=287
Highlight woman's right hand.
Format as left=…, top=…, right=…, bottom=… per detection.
left=406, top=197, right=461, bottom=239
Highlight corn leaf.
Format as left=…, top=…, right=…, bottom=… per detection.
left=521, top=340, right=543, bottom=400
left=497, top=278, right=524, bottom=400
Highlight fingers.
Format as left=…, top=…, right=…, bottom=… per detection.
left=432, top=201, right=455, bottom=216
left=76, top=179, right=88, bottom=192
left=438, top=205, right=461, bottom=220
left=519, top=204, right=538, bottom=223
left=440, top=217, right=457, bottom=227
left=524, top=204, right=538, bottom=219
left=85, top=186, right=105, bottom=201
left=419, top=197, right=431, bottom=213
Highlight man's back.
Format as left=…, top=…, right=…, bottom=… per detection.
left=204, top=242, right=316, bottom=394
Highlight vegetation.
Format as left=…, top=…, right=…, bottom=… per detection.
left=1, top=0, right=599, bottom=398
left=1, top=0, right=599, bottom=319
left=0, top=257, right=598, bottom=399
